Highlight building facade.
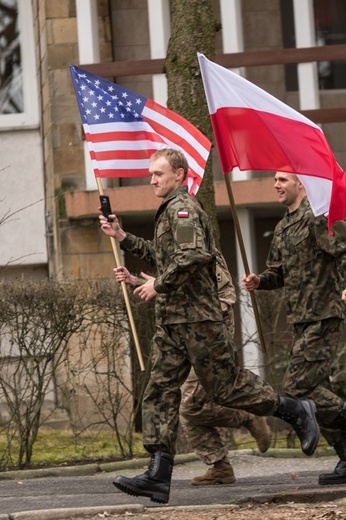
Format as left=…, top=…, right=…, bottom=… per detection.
left=1, top=0, right=346, bottom=373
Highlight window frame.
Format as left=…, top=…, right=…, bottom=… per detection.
left=0, top=0, right=39, bottom=130
left=281, top=0, right=346, bottom=92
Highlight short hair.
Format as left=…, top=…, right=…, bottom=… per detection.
left=275, top=171, right=299, bottom=183
left=150, top=148, right=189, bottom=180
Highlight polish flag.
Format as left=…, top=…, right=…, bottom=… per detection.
left=198, top=53, right=346, bottom=232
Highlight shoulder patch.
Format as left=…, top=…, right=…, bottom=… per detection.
left=177, top=209, right=189, bottom=218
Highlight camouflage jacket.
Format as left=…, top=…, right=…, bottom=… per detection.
left=258, top=197, right=346, bottom=323
left=131, top=248, right=236, bottom=311
left=120, top=186, right=223, bottom=324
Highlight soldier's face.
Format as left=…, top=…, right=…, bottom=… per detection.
left=274, top=172, right=301, bottom=209
left=149, top=156, right=184, bottom=198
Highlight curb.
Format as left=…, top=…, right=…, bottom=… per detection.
left=7, top=497, right=346, bottom=520
left=256, top=447, right=334, bottom=458
left=0, top=448, right=334, bottom=481
left=0, top=453, right=200, bottom=481
left=9, top=505, right=145, bottom=520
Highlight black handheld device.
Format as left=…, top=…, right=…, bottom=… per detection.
left=99, top=195, right=114, bottom=222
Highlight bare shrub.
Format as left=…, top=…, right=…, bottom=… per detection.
left=0, top=279, right=86, bottom=468
left=60, top=279, right=141, bottom=459
left=0, top=277, right=156, bottom=468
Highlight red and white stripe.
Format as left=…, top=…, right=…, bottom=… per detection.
left=84, top=100, right=211, bottom=196
left=198, top=53, right=346, bottom=230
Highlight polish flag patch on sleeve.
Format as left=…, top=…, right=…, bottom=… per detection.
left=177, top=209, right=189, bottom=218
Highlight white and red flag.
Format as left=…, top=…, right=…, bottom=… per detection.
left=197, top=53, right=346, bottom=232
left=70, top=65, right=211, bottom=196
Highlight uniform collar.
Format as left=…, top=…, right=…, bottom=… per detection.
left=155, top=186, right=188, bottom=220
left=282, top=196, right=310, bottom=228
left=162, top=185, right=188, bottom=204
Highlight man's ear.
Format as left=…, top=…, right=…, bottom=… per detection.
left=177, top=167, right=185, bottom=180
left=297, top=180, right=305, bottom=191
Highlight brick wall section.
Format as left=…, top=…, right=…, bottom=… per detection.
left=110, top=0, right=152, bottom=96
left=243, top=0, right=285, bottom=100
left=44, top=0, right=111, bottom=194
left=33, top=0, right=113, bottom=280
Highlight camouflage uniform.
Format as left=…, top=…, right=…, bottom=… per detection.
left=180, top=248, right=252, bottom=465
left=120, top=186, right=277, bottom=456
left=257, top=196, right=346, bottom=445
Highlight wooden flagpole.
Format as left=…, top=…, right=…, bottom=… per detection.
left=224, top=174, right=267, bottom=354
left=97, top=178, right=145, bottom=371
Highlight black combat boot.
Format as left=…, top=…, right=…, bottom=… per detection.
left=274, top=396, right=319, bottom=456
left=113, top=451, right=174, bottom=504
left=319, top=437, right=346, bottom=485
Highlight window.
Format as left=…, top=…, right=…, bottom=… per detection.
left=314, top=0, right=346, bottom=89
left=281, top=0, right=346, bottom=91
left=0, top=0, right=38, bottom=129
left=0, top=0, right=22, bottom=114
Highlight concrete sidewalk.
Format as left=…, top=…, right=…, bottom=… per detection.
left=1, top=448, right=346, bottom=519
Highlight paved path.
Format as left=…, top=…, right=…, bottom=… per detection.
left=1, top=450, right=346, bottom=519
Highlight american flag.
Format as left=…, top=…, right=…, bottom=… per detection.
left=70, top=65, right=211, bottom=195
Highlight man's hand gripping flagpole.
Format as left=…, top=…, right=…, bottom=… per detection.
left=223, top=174, right=267, bottom=353
left=97, top=178, right=145, bottom=371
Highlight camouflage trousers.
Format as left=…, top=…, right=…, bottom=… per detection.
left=283, top=317, right=345, bottom=446
left=142, top=321, right=277, bottom=456
left=179, top=310, right=254, bottom=465
left=180, top=368, right=258, bottom=464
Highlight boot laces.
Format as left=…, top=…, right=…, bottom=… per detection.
left=144, top=453, right=158, bottom=476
